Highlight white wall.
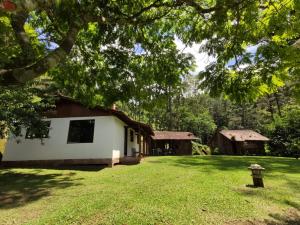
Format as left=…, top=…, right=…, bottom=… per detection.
left=3, top=116, right=126, bottom=161
left=112, top=117, right=126, bottom=159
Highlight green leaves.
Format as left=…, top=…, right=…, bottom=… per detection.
left=0, top=83, right=55, bottom=138
left=192, top=0, right=300, bottom=102
left=267, top=104, right=300, bottom=156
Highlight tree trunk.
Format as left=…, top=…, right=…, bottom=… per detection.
left=267, top=94, right=275, bottom=121
left=0, top=25, right=80, bottom=85
left=241, top=104, right=246, bottom=128
left=274, top=92, right=282, bottom=117
left=167, top=85, right=173, bottom=130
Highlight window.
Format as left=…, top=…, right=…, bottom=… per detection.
left=67, top=119, right=95, bottom=143
left=25, top=121, right=51, bottom=139
left=130, top=130, right=134, bottom=142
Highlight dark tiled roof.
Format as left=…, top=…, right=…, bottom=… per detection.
left=220, top=130, right=269, bottom=142
left=152, top=131, right=199, bottom=140
left=47, top=96, right=153, bottom=135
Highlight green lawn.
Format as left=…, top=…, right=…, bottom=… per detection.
left=0, top=156, right=299, bottom=225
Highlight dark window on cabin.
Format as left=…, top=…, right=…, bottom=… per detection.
left=67, top=119, right=95, bottom=143
left=130, top=130, right=134, bottom=142
left=25, top=121, right=51, bottom=139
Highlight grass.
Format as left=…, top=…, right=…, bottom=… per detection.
left=0, top=156, right=299, bottom=225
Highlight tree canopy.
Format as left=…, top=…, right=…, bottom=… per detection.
left=0, top=0, right=299, bottom=99
left=0, top=0, right=299, bottom=140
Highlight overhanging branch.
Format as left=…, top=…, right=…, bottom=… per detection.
left=0, top=25, right=80, bottom=85
left=10, top=12, right=36, bottom=67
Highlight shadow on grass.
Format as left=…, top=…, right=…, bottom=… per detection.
left=148, top=156, right=300, bottom=214
left=148, top=155, right=300, bottom=174
left=43, top=165, right=106, bottom=171
left=227, top=209, right=300, bottom=225
left=0, top=169, right=84, bottom=209
left=0, top=164, right=106, bottom=172
left=264, top=209, right=300, bottom=225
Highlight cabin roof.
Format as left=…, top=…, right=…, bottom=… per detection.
left=45, top=96, right=154, bottom=135
left=220, top=130, right=269, bottom=142
left=152, top=131, right=199, bottom=140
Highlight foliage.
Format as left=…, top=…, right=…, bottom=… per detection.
left=1, top=0, right=299, bottom=102
left=119, top=80, right=217, bottom=144
left=0, top=138, right=6, bottom=154
left=192, top=142, right=211, bottom=155
left=0, top=0, right=197, bottom=133
left=0, top=0, right=200, bottom=85
left=0, top=81, right=55, bottom=137
left=50, top=39, right=194, bottom=107
left=266, top=105, right=300, bottom=156
left=0, top=0, right=299, bottom=145
left=176, top=104, right=216, bottom=143
left=198, top=0, right=300, bottom=102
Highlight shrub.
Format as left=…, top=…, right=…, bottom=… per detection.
left=192, top=142, right=211, bottom=155
left=0, top=139, right=6, bottom=154
left=266, top=105, right=300, bottom=157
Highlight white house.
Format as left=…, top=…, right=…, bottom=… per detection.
left=2, top=96, right=153, bottom=167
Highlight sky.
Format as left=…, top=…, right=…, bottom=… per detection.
left=174, top=38, right=215, bottom=75
left=175, top=37, right=259, bottom=74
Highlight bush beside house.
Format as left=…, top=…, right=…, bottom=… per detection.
left=192, top=141, right=211, bottom=155
left=0, top=139, right=6, bottom=154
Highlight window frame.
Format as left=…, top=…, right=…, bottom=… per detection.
left=67, top=119, right=95, bottom=144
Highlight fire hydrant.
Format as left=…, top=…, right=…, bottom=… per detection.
left=248, top=164, right=265, bottom=187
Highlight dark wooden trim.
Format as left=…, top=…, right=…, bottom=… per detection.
left=124, top=126, right=128, bottom=156
left=142, top=135, right=145, bottom=155
left=138, top=131, right=141, bottom=157
left=44, top=97, right=154, bottom=136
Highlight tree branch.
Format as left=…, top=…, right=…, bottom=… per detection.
left=0, top=24, right=80, bottom=85
left=0, top=0, right=221, bottom=86
left=9, top=12, right=36, bottom=67
left=176, top=0, right=219, bottom=14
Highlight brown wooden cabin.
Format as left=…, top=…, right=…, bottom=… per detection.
left=150, top=131, right=199, bottom=156
left=210, top=130, right=269, bottom=155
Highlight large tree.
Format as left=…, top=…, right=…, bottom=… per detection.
left=2, top=0, right=299, bottom=93
left=1, top=0, right=299, bottom=138
left=0, top=0, right=213, bottom=85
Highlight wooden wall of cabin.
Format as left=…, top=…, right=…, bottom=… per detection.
left=242, top=141, right=265, bottom=155
left=217, top=134, right=234, bottom=154
left=150, top=140, right=193, bottom=156
left=175, top=140, right=192, bottom=155
left=217, top=136, right=266, bottom=155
